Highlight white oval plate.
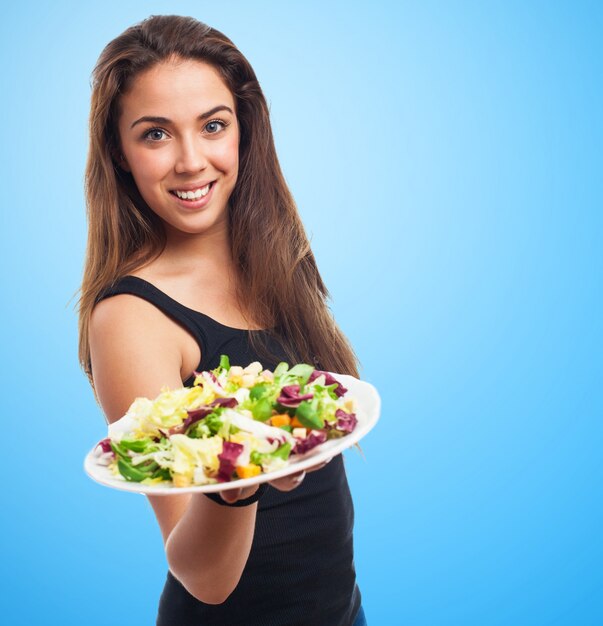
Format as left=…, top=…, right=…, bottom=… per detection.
left=84, top=373, right=380, bottom=496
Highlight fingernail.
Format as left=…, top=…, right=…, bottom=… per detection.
left=221, top=488, right=241, bottom=503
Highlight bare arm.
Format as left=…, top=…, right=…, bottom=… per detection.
left=89, top=294, right=262, bottom=603
left=165, top=492, right=259, bottom=603
left=89, top=294, right=326, bottom=604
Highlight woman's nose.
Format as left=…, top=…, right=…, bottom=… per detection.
left=174, top=136, right=208, bottom=174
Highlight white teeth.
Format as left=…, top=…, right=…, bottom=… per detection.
left=174, top=183, right=211, bottom=200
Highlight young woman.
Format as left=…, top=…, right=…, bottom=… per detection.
left=77, top=14, right=367, bottom=626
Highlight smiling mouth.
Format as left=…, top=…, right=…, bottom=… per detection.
left=169, top=181, right=215, bottom=200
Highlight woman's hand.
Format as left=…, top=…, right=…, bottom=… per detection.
left=219, top=457, right=333, bottom=503
left=269, top=457, right=332, bottom=492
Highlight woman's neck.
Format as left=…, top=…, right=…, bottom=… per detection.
left=159, top=220, right=235, bottom=279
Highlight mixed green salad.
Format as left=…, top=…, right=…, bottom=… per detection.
left=93, top=356, right=358, bottom=487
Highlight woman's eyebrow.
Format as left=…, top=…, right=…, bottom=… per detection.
left=130, top=105, right=234, bottom=129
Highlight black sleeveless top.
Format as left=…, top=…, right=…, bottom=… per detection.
left=96, top=276, right=362, bottom=626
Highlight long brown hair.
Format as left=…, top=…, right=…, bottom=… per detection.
left=76, top=14, right=359, bottom=390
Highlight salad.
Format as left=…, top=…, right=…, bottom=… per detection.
left=93, top=356, right=358, bottom=487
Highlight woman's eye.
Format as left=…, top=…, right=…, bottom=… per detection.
left=205, top=119, right=228, bottom=134
left=142, top=120, right=228, bottom=142
left=143, top=128, right=167, bottom=142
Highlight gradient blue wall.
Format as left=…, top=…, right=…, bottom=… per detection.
left=1, top=1, right=601, bottom=624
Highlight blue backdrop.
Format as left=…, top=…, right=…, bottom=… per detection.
left=1, top=1, right=601, bottom=624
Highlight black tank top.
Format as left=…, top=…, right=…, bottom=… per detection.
left=96, top=275, right=362, bottom=626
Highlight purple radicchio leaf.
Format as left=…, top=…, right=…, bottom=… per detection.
left=308, top=370, right=348, bottom=398
left=168, top=397, right=238, bottom=435
left=209, top=397, right=239, bottom=409
left=191, top=370, right=227, bottom=392
left=217, top=441, right=244, bottom=482
left=98, top=438, right=113, bottom=454
left=266, top=435, right=290, bottom=446
left=334, top=408, right=358, bottom=433
left=277, top=384, right=314, bottom=408
left=293, top=429, right=327, bottom=454
left=201, top=370, right=226, bottom=392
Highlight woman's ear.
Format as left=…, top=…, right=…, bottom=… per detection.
left=112, top=148, right=131, bottom=172
left=120, top=154, right=131, bottom=173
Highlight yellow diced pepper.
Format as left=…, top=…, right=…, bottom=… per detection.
left=236, top=464, right=262, bottom=479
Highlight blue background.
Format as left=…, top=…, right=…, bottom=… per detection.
left=1, top=1, right=601, bottom=624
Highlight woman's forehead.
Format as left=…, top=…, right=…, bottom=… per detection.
left=119, top=59, right=235, bottom=121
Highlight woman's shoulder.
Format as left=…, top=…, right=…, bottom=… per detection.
left=89, top=295, right=184, bottom=413
left=90, top=288, right=184, bottom=362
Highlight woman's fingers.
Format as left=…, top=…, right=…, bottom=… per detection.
left=220, top=487, right=243, bottom=503
left=221, top=456, right=337, bottom=498
left=305, top=457, right=333, bottom=472
left=269, top=456, right=334, bottom=492
left=220, top=485, right=258, bottom=504
left=269, top=470, right=306, bottom=492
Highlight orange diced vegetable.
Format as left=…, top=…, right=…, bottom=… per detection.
left=291, top=416, right=304, bottom=428
left=270, top=414, right=291, bottom=427
left=236, top=464, right=262, bottom=479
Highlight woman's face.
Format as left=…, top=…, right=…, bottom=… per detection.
left=117, top=58, right=239, bottom=238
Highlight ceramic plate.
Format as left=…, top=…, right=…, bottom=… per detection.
left=84, top=373, right=380, bottom=495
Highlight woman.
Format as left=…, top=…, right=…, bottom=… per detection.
left=77, top=14, right=367, bottom=626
